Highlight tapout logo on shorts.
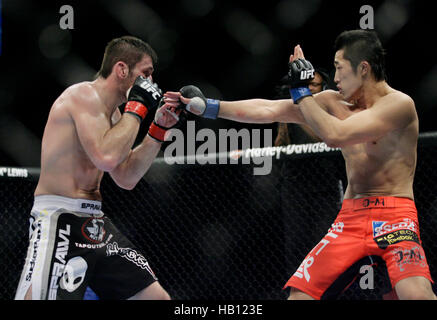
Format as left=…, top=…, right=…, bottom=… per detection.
left=81, top=218, right=105, bottom=243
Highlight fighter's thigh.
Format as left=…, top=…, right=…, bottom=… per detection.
left=285, top=230, right=364, bottom=299
left=395, top=276, right=436, bottom=300
left=381, top=242, right=433, bottom=296
left=15, top=211, right=93, bottom=300
left=90, top=217, right=160, bottom=299
left=128, top=281, right=171, bottom=300
left=287, top=287, right=314, bottom=300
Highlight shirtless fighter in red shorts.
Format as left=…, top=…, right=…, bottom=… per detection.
left=165, top=30, right=436, bottom=300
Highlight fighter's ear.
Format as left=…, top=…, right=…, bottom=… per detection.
left=359, top=61, right=370, bottom=77
left=114, top=61, right=129, bottom=79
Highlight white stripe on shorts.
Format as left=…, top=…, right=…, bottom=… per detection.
left=14, top=195, right=103, bottom=300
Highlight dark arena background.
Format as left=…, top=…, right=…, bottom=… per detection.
left=1, top=0, right=437, bottom=306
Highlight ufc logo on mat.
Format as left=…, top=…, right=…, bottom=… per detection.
left=300, top=70, right=314, bottom=80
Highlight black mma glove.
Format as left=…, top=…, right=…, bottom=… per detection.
left=288, top=58, right=315, bottom=103
left=179, top=85, right=220, bottom=119
left=124, top=76, right=162, bottom=122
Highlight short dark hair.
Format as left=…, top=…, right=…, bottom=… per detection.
left=96, top=36, right=158, bottom=79
left=334, top=30, right=386, bottom=81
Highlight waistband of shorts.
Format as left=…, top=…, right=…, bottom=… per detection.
left=33, top=195, right=103, bottom=215
left=341, top=196, right=416, bottom=211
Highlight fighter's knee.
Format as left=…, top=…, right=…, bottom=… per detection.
left=129, top=282, right=171, bottom=300
left=395, top=277, right=437, bottom=300
left=159, top=289, right=171, bottom=300
left=399, top=291, right=435, bottom=300
left=288, top=288, right=314, bottom=300
left=397, top=288, right=436, bottom=300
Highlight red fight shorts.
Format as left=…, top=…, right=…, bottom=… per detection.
left=284, top=196, right=433, bottom=299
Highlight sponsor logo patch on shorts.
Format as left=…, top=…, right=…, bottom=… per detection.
left=391, top=246, right=427, bottom=272
left=374, top=229, right=420, bottom=249
left=81, top=218, right=106, bottom=243
left=372, top=219, right=418, bottom=238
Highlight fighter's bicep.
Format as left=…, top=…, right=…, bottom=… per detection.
left=313, top=90, right=337, bottom=115
left=337, top=109, right=386, bottom=142
left=70, top=100, right=110, bottom=161
left=337, top=95, right=415, bottom=143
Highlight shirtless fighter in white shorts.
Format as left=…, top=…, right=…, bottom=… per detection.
left=15, top=36, right=181, bottom=300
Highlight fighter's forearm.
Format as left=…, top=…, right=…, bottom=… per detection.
left=298, top=97, right=340, bottom=145
left=218, top=99, right=277, bottom=123
left=109, top=135, right=161, bottom=190
left=299, top=124, right=322, bottom=142
left=97, top=114, right=141, bottom=170
left=219, top=99, right=303, bottom=124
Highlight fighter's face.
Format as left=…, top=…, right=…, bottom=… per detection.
left=334, top=50, right=362, bottom=100
left=123, top=54, right=155, bottom=99
left=127, top=54, right=154, bottom=85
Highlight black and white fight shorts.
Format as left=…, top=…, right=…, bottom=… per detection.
left=15, top=195, right=158, bottom=300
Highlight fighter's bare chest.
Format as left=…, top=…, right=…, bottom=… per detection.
left=341, top=140, right=387, bottom=160
left=329, top=103, right=392, bottom=156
